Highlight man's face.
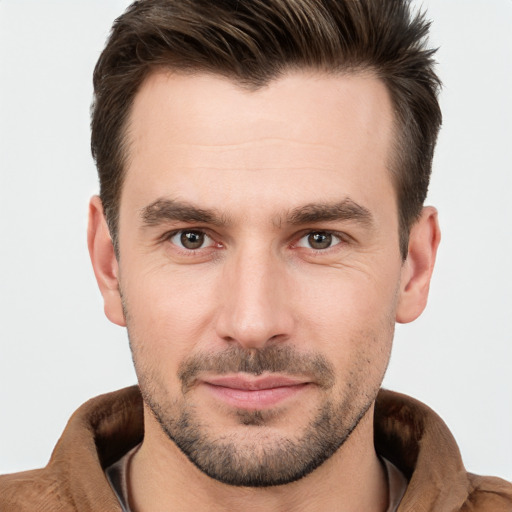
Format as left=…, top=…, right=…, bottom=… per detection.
left=112, top=71, right=407, bottom=485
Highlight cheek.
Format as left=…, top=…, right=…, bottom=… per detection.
left=120, top=264, right=219, bottom=361
left=292, top=263, right=400, bottom=331
left=291, top=266, right=398, bottom=379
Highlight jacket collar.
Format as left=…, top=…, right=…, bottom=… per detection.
left=375, top=389, right=470, bottom=510
left=48, top=386, right=471, bottom=511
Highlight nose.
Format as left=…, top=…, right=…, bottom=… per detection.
left=214, top=244, right=295, bottom=350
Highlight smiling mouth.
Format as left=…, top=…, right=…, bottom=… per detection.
left=200, top=374, right=311, bottom=409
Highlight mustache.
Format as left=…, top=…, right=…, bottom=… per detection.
left=178, top=344, right=335, bottom=392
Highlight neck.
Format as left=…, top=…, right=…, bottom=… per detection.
left=128, top=403, right=388, bottom=512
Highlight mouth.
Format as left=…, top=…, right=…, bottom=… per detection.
left=200, top=374, right=311, bottom=409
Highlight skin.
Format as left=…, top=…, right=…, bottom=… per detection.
left=89, top=70, right=440, bottom=511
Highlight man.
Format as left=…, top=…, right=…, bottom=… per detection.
left=1, top=0, right=511, bottom=510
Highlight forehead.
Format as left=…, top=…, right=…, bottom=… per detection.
left=127, top=69, right=394, bottom=156
left=122, top=70, right=396, bottom=220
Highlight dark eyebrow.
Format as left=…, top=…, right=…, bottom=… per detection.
left=141, top=197, right=372, bottom=229
left=285, top=199, right=374, bottom=227
left=140, top=198, right=228, bottom=227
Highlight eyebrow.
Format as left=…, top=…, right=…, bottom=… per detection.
left=140, top=197, right=373, bottom=229
left=140, top=198, right=228, bottom=227
left=285, top=199, right=374, bottom=227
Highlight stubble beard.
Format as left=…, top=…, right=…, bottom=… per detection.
left=131, top=342, right=382, bottom=488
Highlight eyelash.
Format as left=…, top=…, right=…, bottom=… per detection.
left=162, top=229, right=220, bottom=254
left=162, top=228, right=349, bottom=254
left=293, top=230, right=346, bottom=252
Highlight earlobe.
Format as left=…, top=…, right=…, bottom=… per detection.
left=396, top=206, right=441, bottom=324
left=87, top=196, right=126, bottom=327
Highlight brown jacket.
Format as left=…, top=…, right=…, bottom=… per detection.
left=1, top=387, right=511, bottom=511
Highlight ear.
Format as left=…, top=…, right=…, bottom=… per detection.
left=87, top=196, right=126, bottom=327
left=396, top=206, right=441, bottom=324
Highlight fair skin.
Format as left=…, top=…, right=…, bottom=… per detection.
left=89, top=70, right=440, bottom=511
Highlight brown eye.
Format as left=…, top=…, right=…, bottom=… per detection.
left=181, top=231, right=204, bottom=249
left=170, top=230, right=212, bottom=250
left=296, top=231, right=342, bottom=250
left=308, top=232, right=333, bottom=249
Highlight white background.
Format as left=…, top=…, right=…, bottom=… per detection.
left=1, top=1, right=511, bottom=479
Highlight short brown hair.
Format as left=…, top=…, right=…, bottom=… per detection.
left=91, top=0, right=442, bottom=258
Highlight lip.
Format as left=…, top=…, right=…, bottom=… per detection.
left=201, top=374, right=310, bottom=409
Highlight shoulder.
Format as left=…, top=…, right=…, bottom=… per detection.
left=462, top=473, right=512, bottom=511
left=0, top=468, right=71, bottom=512
left=0, top=387, right=141, bottom=512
